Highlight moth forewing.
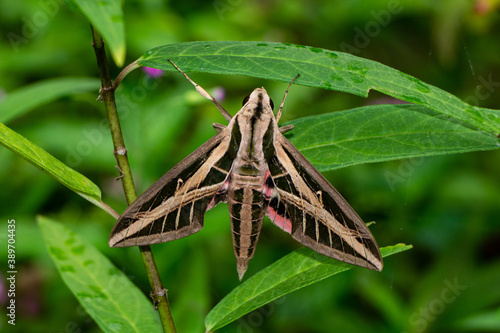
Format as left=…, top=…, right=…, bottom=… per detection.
left=108, top=132, right=231, bottom=247
left=109, top=62, right=383, bottom=279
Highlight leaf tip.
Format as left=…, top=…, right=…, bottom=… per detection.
left=112, top=46, right=126, bottom=68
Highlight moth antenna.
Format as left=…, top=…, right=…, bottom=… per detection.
left=276, top=73, right=300, bottom=123
left=168, top=59, right=232, bottom=122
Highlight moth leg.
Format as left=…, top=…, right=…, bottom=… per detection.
left=279, top=124, right=294, bottom=134
left=168, top=59, right=232, bottom=122
left=213, top=122, right=226, bottom=133
left=114, top=165, right=125, bottom=180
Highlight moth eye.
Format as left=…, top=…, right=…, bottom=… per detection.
left=269, top=98, right=275, bottom=110
left=242, top=95, right=250, bottom=106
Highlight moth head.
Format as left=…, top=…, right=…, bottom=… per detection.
left=242, top=88, right=274, bottom=111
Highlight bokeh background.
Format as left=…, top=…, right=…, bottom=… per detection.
left=1, top=0, right=500, bottom=332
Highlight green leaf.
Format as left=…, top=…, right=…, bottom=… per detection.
left=456, top=308, right=500, bottom=331
left=70, top=0, right=126, bottom=66
left=356, top=275, right=407, bottom=330
left=38, top=216, right=162, bottom=333
left=171, top=249, right=210, bottom=333
left=285, top=104, right=500, bottom=172
left=0, top=122, right=105, bottom=210
left=205, top=243, right=412, bottom=332
left=0, top=77, right=100, bottom=124
left=63, top=0, right=85, bottom=16
left=138, top=41, right=500, bottom=134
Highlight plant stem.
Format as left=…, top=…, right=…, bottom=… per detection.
left=90, top=25, right=177, bottom=333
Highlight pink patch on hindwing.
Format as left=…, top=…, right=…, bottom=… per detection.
left=207, top=176, right=230, bottom=210
left=267, top=206, right=292, bottom=234
left=263, top=170, right=292, bottom=233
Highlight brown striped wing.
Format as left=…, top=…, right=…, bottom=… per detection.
left=109, top=131, right=232, bottom=247
left=266, top=134, right=383, bottom=271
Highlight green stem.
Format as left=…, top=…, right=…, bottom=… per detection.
left=90, top=25, right=177, bottom=333
left=112, top=59, right=140, bottom=91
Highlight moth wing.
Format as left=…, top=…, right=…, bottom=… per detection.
left=109, top=131, right=232, bottom=247
left=265, top=134, right=383, bottom=271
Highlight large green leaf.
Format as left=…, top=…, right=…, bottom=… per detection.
left=456, top=309, right=500, bottom=331
left=68, top=0, right=125, bottom=66
left=0, top=77, right=100, bottom=123
left=205, top=243, right=412, bottom=332
left=0, top=123, right=112, bottom=214
left=285, top=104, right=500, bottom=172
left=137, top=41, right=500, bottom=134
left=38, top=216, right=162, bottom=333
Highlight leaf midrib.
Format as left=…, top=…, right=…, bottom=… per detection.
left=68, top=245, right=143, bottom=333
left=295, top=129, right=486, bottom=153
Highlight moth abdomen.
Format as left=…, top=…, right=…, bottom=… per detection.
left=227, top=175, right=266, bottom=279
left=231, top=216, right=264, bottom=280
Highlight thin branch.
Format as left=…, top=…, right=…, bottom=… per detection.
left=90, top=25, right=177, bottom=333
left=113, top=59, right=140, bottom=91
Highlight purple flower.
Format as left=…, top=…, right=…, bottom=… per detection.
left=142, top=67, right=164, bottom=78
left=213, top=86, right=226, bottom=102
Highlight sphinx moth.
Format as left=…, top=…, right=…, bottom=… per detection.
left=109, top=62, right=383, bottom=279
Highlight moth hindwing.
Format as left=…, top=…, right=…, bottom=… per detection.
left=109, top=63, right=383, bottom=279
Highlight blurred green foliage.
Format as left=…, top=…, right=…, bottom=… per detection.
left=0, top=0, right=499, bottom=332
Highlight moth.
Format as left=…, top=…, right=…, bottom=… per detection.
left=109, top=61, right=383, bottom=279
